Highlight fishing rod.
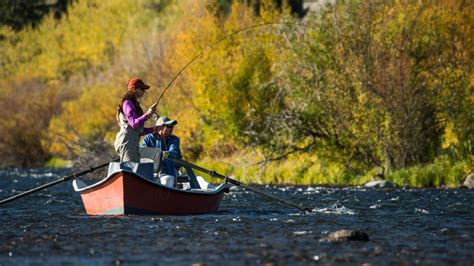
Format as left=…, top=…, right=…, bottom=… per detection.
left=154, top=21, right=301, bottom=106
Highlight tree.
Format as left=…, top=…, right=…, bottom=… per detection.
left=0, top=0, right=72, bottom=31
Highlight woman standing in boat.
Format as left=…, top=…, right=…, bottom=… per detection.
left=115, top=78, right=158, bottom=162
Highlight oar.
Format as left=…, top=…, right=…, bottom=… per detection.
left=0, top=159, right=118, bottom=205
left=167, top=156, right=312, bottom=213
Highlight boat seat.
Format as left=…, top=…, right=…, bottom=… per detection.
left=176, top=174, right=190, bottom=190
left=177, top=174, right=190, bottom=183
left=139, top=147, right=162, bottom=172
left=176, top=165, right=202, bottom=190
left=107, top=161, right=155, bottom=181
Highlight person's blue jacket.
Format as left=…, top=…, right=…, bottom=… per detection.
left=141, top=134, right=181, bottom=177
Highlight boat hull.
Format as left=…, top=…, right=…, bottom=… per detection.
left=75, top=171, right=229, bottom=215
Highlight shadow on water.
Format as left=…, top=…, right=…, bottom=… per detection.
left=1, top=169, right=473, bottom=264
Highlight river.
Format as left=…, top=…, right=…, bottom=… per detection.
left=1, top=168, right=473, bottom=265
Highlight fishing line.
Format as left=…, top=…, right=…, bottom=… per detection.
left=155, top=21, right=304, bottom=106
left=162, top=76, right=177, bottom=108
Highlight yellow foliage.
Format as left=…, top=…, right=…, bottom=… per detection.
left=159, top=0, right=293, bottom=158
left=1, top=0, right=144, bottom=81
left=46, top=84, right=122, bottom=156
left=34, top=0, right=174, bottom=159
left=442, top=122, right=459, bottom=149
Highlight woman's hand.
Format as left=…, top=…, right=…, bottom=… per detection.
left=146, top=103, right=158, bottom=117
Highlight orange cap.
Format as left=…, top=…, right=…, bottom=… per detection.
left=127, top=78, right=150, bottom=91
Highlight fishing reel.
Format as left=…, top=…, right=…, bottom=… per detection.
left=151, top=112, right=160, bottom=121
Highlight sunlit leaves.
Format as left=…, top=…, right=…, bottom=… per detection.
left=46, top=84, right=121, bottom=157
left=0, top=0, right=170, bottom=166
left=0, top=0, right=471, bottom=178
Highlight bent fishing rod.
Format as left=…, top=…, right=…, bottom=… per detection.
left=154, top=21, right=301, bottom=106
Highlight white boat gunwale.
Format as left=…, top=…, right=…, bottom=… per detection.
left=73, top=168, right=230, bottom=195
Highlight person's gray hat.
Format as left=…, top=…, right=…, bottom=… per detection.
left=156, top=116, right=177, bottom=126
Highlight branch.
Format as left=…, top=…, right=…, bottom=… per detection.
left=252, top=140, right=317, bottom=166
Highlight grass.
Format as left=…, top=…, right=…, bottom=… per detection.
left=45, top=151, right=471, bottom=188
left=195, top=153, right=472, bottom=188
left=45, top=157, right=72, bottom=168
left=387, top=158, right=470, bottom=188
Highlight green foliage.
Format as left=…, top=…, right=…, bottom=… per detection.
left=45, top=157, right=71, bottom=168
left=199, top=153, right=470, bottom=187
left=388, top=158, right=470, bottom=188
left=248, top=0, right=473, bottom=172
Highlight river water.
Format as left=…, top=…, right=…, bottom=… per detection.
left=0, top=168, right=473, bottom=265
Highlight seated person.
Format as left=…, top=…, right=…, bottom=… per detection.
left=141, top=116, right=181, bottom=187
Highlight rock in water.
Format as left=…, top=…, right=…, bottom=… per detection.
left=320, top=229, right=369, bottom=242
left=364, top=180, right=397, bottom=188
left=462, top=173, right=474, bottom=189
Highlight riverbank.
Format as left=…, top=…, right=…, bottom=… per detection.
left=41, top=151, right=472, bottom=188
left=197, top=153, right=472, bottom=188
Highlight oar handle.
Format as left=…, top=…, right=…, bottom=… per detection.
left=167, top=156, right=311, bottom=212
left=0, top=159, right=118, bottom=206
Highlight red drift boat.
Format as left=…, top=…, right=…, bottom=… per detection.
left=73, top=160, right=230, bottom=215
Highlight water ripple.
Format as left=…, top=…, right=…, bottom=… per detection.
left=1, top=169, right=473, bottom=265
